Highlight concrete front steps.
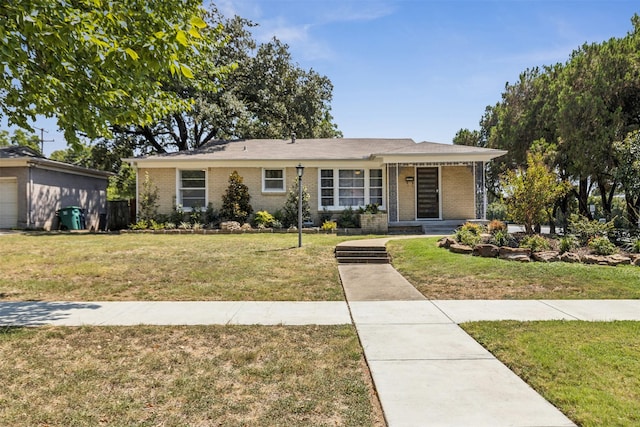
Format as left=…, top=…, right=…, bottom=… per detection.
left=335, top=245, right=390, bottom=264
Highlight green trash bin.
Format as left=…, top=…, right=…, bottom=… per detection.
left=57, top=206, right=85, bottom=230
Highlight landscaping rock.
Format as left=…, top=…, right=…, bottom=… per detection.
left=473, top=244, right=499, bottom=258
left=498, top=247, right=531, bottom=262
left=606, top=254, right=631, bottom=266
left=220, top=221, right=241, bottom=231
left=581, top=254, right=610, bottom=265
left=559, top=252, right=581, bottom=263
left=532, top=251, right=560, bottom=263
left=437, top=237, right=456, bottom=249
left=449, top=243, right=473, bottom=254
left=631, top=255, right=640, bottom=266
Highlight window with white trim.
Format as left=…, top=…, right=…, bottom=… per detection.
left=178, top=170, right=206, bottom=210
left=262, top=168, right=285, bottom=192
left=319, top=168, right=384, bottom=209
left=369, top=169, right=383, bottom=206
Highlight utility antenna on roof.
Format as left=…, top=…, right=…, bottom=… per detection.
left=35, top=127, right=54, bottom=155
left=291, top=132, right=296, bottom=144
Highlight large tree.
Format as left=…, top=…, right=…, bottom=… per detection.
left=459, top=14, right=640, bottom=222
left=114, top=12, right=341, bottom=153
left=0, top=0, right=225, bottom=143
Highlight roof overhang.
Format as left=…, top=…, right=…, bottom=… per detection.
left=374, top=150, right=508, bottom=164
left=0, top=157, right=113, bottom=179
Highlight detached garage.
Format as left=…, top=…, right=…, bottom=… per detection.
left=0, top=146, right=111, bottom=230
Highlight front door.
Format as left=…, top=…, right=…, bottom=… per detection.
left=416, top=167, right=439, bottom=219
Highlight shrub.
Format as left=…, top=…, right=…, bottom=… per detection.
left=360, top=203, right=380, bottom=214
left=271, top=219, right=283, bottom=229
left=319, top=208, right=333, bottom=224
left=192, top=222, right=203, bottom=230
left=568, top=214, right=614, bottom=245
left=220, top=171, right=253, bottom=223
left=337, top=207, right=359, bottom=228
left=454, top=228, right=482, bottom=247
left=254, top=210, right=276, bottom=228
left=138, top=172, right=159, bottom=222
left=281, top=180, right=311, bottom=227
left=130, top=219, right=148, bottom=230
left=588, top=236, right=617, bottom=255
left=487, top=220, right=507, bottom=233
left=205, top=203, right=219, bottom=226
left=460, top=222, right=485, bottom=235
left=559, top=235, right=579, bottom=253
left=487, top=200, right=507, bottom=221
left=179, top=221, right=192, bottom=230
left=520, top=235, right=551, bottom=253
left=625, top=238, right=640, bottom=254
left=149, top=219, right=165, bottom=230
left=489, top=229, right=512, bottom=247
left=165, top=222, right=176, bottom=230
left=321, top=220, right=337, bottom=232
left=169, top=203, right=185, bottom=224
left=190, top=204, right=204, bottom=225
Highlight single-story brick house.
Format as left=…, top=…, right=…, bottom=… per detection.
left=0, top=146, right=111, bottom=230
left=126, top=138, right=506, bottom=228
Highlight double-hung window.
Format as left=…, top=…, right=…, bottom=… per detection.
left=178, top=170, right=206, bottom=210
left=262, top=169, right=285, bottom=192
left=320, top=168, right=384, bottom=209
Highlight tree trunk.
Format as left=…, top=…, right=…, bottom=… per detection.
left=627, top=194, right=640, bottom=229
left=576, top=177, right=591, bottom=219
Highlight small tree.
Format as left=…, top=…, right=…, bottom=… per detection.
left=220, top=171, right=252, bottom=223
left=138, top=171, right=159, bottom=222
left=500, top=151, right=570, bottom=234
left=282, top=179, right=311, bottom=227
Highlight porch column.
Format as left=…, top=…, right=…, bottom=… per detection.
left=387, top=164, right=398, bottom=222
left=474, top=161, right=487, bottom=219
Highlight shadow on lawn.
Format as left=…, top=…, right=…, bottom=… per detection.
left=0, top=301, right=101, bottom=326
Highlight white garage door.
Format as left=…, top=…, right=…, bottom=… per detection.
left=0, top=178, right=18, bottom=229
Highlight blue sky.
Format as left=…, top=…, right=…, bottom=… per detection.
left=7, top=0, right=640, bottom=155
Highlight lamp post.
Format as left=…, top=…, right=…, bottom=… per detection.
left=296, top=163, right=305, bottom=248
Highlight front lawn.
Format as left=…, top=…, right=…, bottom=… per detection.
left=387, top=237, right=640, bottom=299
left=0, top=233, right=360, bottom=301
left=463, top=321, right=640, bottom=427
left=0, top=325, right=383, bottom=426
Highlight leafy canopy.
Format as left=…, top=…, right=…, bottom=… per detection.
left=501, top=147, right=571, bottom=234
left=0, top=0, right=221, bottom=143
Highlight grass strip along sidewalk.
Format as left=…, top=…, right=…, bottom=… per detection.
left=0, top=325, right=383, bottom=426
left=463, top=321, right=640, bottom=427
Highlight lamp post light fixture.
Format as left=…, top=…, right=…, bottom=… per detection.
left=296, top=163, right=305, bottom=248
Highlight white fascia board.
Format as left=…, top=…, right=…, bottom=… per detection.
left=376, top=151, right=507, bottom=164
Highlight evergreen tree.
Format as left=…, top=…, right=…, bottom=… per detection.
left=282, top=179, right=311, bottom=228
left=220, top=171, right=252, bottom=223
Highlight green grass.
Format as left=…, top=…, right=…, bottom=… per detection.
left=0, top=233, right=364, bottom=301
left=463, top=321, right=640, bottom=427
left=387, top=237, right=640, bottom=299
left=0, top=325, right=384, bottom=426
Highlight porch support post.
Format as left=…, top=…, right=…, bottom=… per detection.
left=387, top=163, right=399, bottom=222
left=474, top=161, right=487, bottom=220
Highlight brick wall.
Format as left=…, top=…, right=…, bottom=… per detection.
left=139, top=168, right=176, bottom=214
left=398, top=166, right=416, bottom=221
left=441, top=166, right=475, bottom=219
left=142, top=166, right=322, bottom=224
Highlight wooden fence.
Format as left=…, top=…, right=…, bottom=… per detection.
left=106, top=199, right=134, bottom=230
